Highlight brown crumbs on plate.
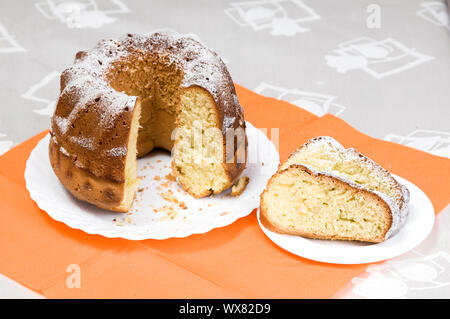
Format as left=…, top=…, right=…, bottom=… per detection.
left=165, top=173, right=176, bottom=182
left=158, top=205, right=179, bottom=221
left=179, top=202, right=187, bottom=210
left=160, top=190, right=188, bottom=210
left=161, top=181, right=170, bottom=188
left=113, top=215, right=135, bottom=226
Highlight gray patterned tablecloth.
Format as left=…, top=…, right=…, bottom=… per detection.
left=0, top=0, right=449, bottom=299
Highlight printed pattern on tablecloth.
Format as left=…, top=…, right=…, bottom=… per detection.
left=325, top=37, right=434, bottom=79
left=385, top=130, right=450, bottom=158
left=344, top=205, right=450, bottom=299
left=0, top=22, right=26, bottom=53
left=225, top=0, right=321, bottom=36
left=34, top=0, right=130, bottom=29
left=417, top=1, right=450, bottom=30
left=254, top=82, right=346, bottom=117
left=0, top=134, right=13, bottom=156
left=21, top=71, right=61, bottom=117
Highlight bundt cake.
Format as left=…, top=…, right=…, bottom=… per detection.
left=49, top=33, right=247, bottom=212
left=260, top=136, right=409, bottom=243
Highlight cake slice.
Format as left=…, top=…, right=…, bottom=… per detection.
left=260, top=137, right=409, bottom=243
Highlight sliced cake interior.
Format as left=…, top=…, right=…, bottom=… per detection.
left=119, top=98, right=142, bottom=211
left=172, top=86, right=231, bottom=197
left=260, top=165, right=392, bottom=242
left=109, top=54, right=233, bottom=210
left=260, top=136, right=409, bottom=243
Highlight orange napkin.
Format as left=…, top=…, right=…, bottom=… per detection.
left=0, top=84, right=449, bottom=298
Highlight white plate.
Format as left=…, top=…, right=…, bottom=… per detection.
left=257, top=176, right=435, bottom=264
left=25, top=121, right=279, bottom=240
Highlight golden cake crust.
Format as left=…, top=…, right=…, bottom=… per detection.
left=50, top=33, right=246, bottom=211
left=49, top=136, right=127, bottom=211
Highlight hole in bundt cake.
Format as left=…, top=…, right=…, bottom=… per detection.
left=105, top=52, right=232, bottom=209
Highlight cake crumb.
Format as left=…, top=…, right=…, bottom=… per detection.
left=165, top=173, right=176, bottom=182
left=160, top=190, right=188, bottom=210
left=124, top=215, right=135, bottom=225
left=158, top=205, right=179, bottom=221
left=220, top=211, right=231, bottom=216
left=113, top=215, right=135, bottom=226
left=179, top=202, right=187, bottom=210
left=161, top=191, right=173, bottom=201
left=161, top=181, right=170, bottom=188
left=230, top=176, right=250, bottom=196
left=114, top=220, right=125, bottom=226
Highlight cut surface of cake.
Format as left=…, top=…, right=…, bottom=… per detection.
left=260, top=136, right=409, bottom=243
left=230, top=175, right=250, bottom=196
left=49, top=33, right=247, bottom=212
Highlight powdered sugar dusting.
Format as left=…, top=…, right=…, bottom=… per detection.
left=298, top=136, right=406, bottom=208
left=59, top=146, right=69, bottom=156
left=54, top=116, right=70, bottom=134
left=69, top=136, right=94, bottom=150
left=59, top=74, right=133, bottom=131
left=106, top=146, right=127, bottom=157
left=223, top=116, right=236, bottom=128
left=287, top=136, right=410, bottom=240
